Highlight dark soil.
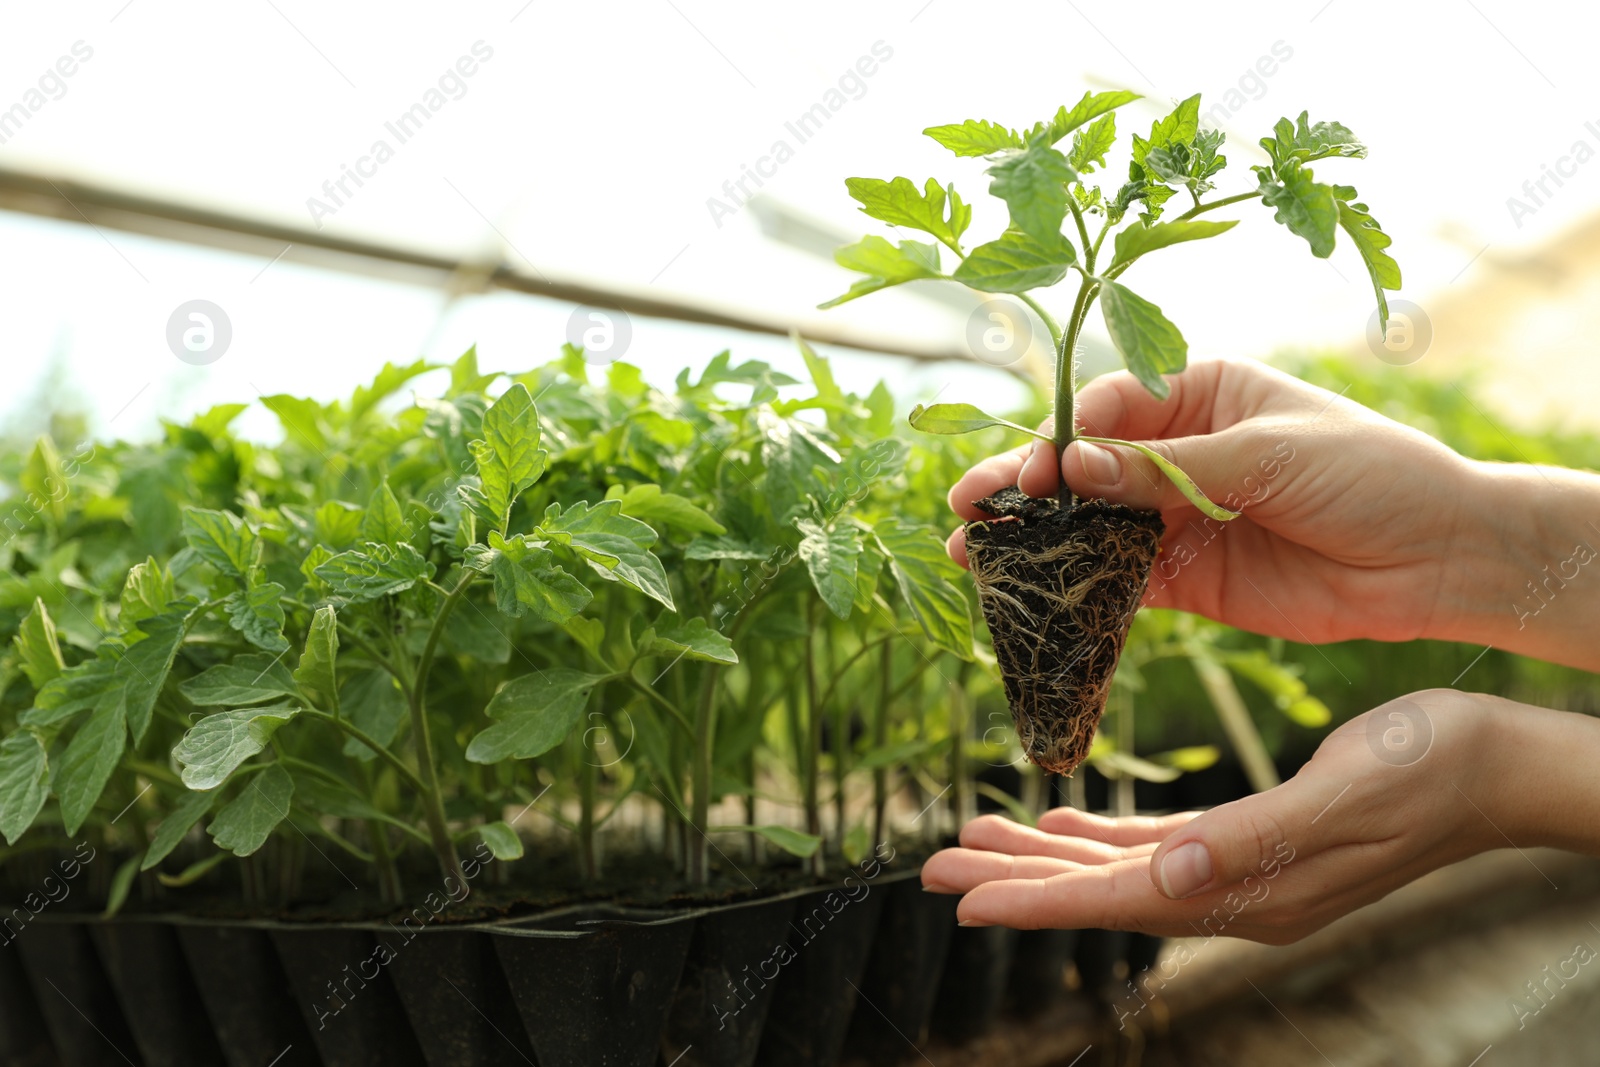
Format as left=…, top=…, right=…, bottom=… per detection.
left=964, top=488, right=1163, bottom=775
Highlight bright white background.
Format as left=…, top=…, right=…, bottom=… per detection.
left=0, top=0, right=1593, bottom=440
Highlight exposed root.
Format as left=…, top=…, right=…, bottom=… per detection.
left=965, top=491, right=1163, bottom=775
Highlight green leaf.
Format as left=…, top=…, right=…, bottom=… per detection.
left=315, top=542, right=432, bottom=601
left=645, top=616, right=738, bottom=665
left=711, top=824, right=822, bottom=859
left=57, top=686, right=127, bottom=835
left=1110, top=219, right=1239, bottom=271
left=478, top=820, right=524, bottom=860
left=225, top=582, right=288, bottom=654
left=156, top=851, right=229, bottom=888
left=536, top=501, right=674, bottom=611
left=182, top=508, right=256, bottom=579
left=1151, top=745, right=1222, bottom=773
left=340, top=671, right=406, bottom=762
left=465, top=669, right=606, bottom=763
left=103, top=854, right=142, bottom=919
left=174, top=704, right=300, bottom=790
left=14, top=598, right=63, bottom=688
left=818, top=236, right=942, bottom=309
left=986, top=142, right=1075, bottom=241
left=208, top=763, right=293, bottom=856
left=349, top=358, right=437, bottom=421
left=1260, top=112, right=1365, bottom=167
left=1259, top=162, right=1339, bottom=258
left=843, top=176, right=971, bottom=249
left=360, top=482, right=410, bottom=548
left=1067, top=112, right=1118, bottom=173
left=294, top=605, right=339, bottom=705
left=1097, top=279, right=1188, bottom=399
left=29, top=653, right=116, bottom=724
left=1218, top=649, right=1331, bottom=726
left=972, top=781, right=1039, bottom=827
left=611, top=484, right=725, bottom=536
left=465, top=532, right=594, bottom=623
left=1145, top=94, right=1201, bottom=153
left=1090, top=748, right=1182, bottom=783
left=0, top=733, right=49, bottom=845
left=1334, top=190, right=1401, bottom=332
left=180, top=653, right=299, bottom=706
left=315, top=501, right=365, bottom=550
left=952, top=229, right=1077, bottom=293
left=796, top=520, right=863, bottom=620
left=758, top=408, right=843, bottom=524
left=1038, top=90, right=1142, bottom=143
left=119, top=557, right=174, bottom=629
left=472, top=383, right=549, bottom=528
left=288, top=772, right=390, bottom=822
left=118, top=610, right=189, bottom=744
left=923, top=118, right=1022, bottom=156
left=142, top=788, right=217, bottom=870
left=1077, top=435, right=1240, bottom=521
left=260, top=394, right=330, bottom=453
left=875, top=518, right=975, bottom=659
left=907, top=403, right=1049, bottom=441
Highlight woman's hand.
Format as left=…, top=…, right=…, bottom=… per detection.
left=919, top=689, right=1600, bottom=944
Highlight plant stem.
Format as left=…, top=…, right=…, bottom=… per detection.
left=1054, top=275, right=1099, bottom=510
left=1017, top=293, right=1063, bottom=351
left=1190, top=653, right=1281, bottom=793
left=301, top=709, right=427, bottom=793
left=409, top=570, right=474, bottom=885
left=1176, top=190, right=1261, bottom=221
left=579, top=745, right=598, bottom=879
left=872, top=640, right=892, bottom=848
left=687, top=663, right=720, bottom=885
left=803, top=602, right=823, bottom=875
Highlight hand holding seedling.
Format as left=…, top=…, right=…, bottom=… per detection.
left=922, top=690, right=1600, bottom=941
left=825, top=93, right=1401, bottom=775
left=948, top=357, right=1600, bottom=674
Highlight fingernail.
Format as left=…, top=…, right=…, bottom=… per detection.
left=957, top=919, right=993, bottom=927
left=1078, top=442, right=1121, bottom=486
left=1157, top=841, right=1212, bottom=899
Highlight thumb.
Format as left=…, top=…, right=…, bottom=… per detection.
left=1147, top=784, right=1318, bottom=899
left=1061, top=428, right=1259, bottom=515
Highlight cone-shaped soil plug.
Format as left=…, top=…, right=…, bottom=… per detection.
left=964, top=488, right=1163, bottom=774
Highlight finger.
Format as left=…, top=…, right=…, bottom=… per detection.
left=947, top=447, right=1030, bottom=521
left=946, top=526, right=970, bottom=569
left=1035, top=806, right=1201, bottom=846
left=958, top=813, right=1137, bottom=864
left=921, top=847, right=1085, bottom=893
left=956, top=856, right=1181, bottom=931
left=1062, top=429, right=1265, bottom=516
left=1147, top=777, right=1331, bottom=900
left=1019, top=441, right=1059, bottom=498
left=1074, top=358, right=1314, bottom=444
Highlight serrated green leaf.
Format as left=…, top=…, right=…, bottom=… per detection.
left=57, top=686, right=127, bottom=835
left=923, top=118, right=1022, bottom=156
left=796, top=519, right=863, bottom=620
left=536, top=500, right=674, bottom=610
left=225, top=582, right=288, bottom=654
left=465, top=669, right=606, bottom=763
left=1146, top=94, right=1201, bottom=153
left=907, top=403, right=1049, bottom=440
left=260, top=395, right=329, bottom=453
left=1068, top=112, right=1118, bottom=173
left=478, top=820, right=524, bottom=860
left=875, top=518, right=974, bottom=659
left=315, top=501, right=365, bottom=550
left=360, top=482, right=409, bottom=548
left=208, top=763, right=293, bottom=856
left=758, top=409, right=842, bottom=524
left=472, top=383, right=549, bottom=530
left=1261, top=112, right=1365, bottom=167
left=0, top=732, right=49, bottom=845
left=340, top=670, right=406, bottom=762
left=315, top=542, right=432, bottom=601
left=1259, top=162, right=1338, bottom=258
left=118, top=610, right=189, bottom=744
left=180, top=653, right=299, bottom=706
left=14, top=598, right=63, bottom=689
left=986, top=142, right=1075, bottom=241
left=142, top=788, right=216, bottom=870
left=843, top=176, right=970, bottom=250
left=1110, top=219, right=1239, bottom=271
left=182, top=508, right=256, bottom=579
left=464, top=532, right=594, bottom=623
left=645, top=616, right=738, bottom=665
left=819, top=235, right=943, bottom=309
left=28, top=653, right=116, bottom=725
left=1334, top=191, right=1401, bottom=332
left=611, top=484, right=725, bottom=536
left=1097, top=279, right=1188, bottom=399
left=294, top=605, right=339, bottom=706
left=119, top=557, right=174, bottom=629
left=1038, top=90, right=1141, bottom=143
left=174, top=703, right=300, bottom=790
left=952, top=229, right=1077, bottom=293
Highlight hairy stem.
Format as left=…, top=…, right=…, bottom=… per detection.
left=1054, top=274, right=1100, bottom=510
